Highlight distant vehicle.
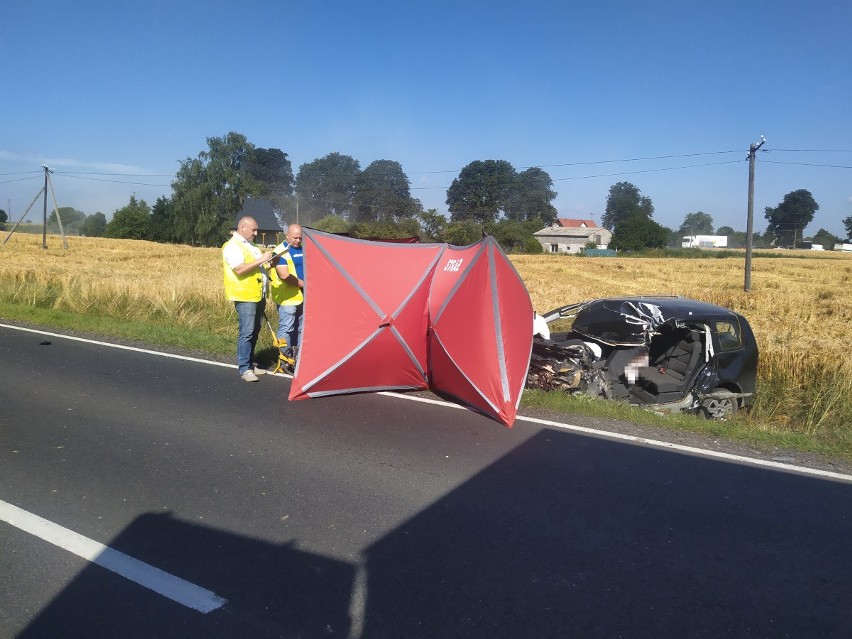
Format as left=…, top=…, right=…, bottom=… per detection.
left=527, top=296, right=758, bottom=420
left=682, top=235, right=728, bottom=249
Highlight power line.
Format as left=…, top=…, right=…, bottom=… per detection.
left=551, top=159, right=743, bottom=181
left=0, top=175, right=43, bottom=184
left=412, top=149, right=744, bottom=175
left=410, top=158, right=744, bottom=190
left=4, top=147, right=849, bottom=215
left=54, top=171, right=175, bottom=177
left=765, top=148, right=852, bottom=153
left=521, top=149, right=743, bottom=170
left=761, top=160, right=852, bottom=169
left=55, top=173, right=171, bottom=187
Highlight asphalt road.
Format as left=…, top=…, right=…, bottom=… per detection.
left=2, top=324, right=852, bottom=638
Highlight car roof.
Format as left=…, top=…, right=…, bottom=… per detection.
left=559, top=297, right=746, bottom=346
left=589, top=296, right=743, bottom=321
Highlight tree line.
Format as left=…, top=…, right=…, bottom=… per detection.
left=19, top=131, right=850, bottom=252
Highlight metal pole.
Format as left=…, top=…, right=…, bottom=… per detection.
left=42, top=165, right=49, bottom=249
left=744, top=136, right=765, bottom=292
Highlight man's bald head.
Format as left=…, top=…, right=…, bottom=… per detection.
left=287, top=224, right=302, bottom=246
left=237, top=216, right=259, bottom=241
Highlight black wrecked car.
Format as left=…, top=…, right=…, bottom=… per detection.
left=527, top=296, right=758, bottom=419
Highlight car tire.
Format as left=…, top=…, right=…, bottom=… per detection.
left=700, top=391, right=738, bottom=420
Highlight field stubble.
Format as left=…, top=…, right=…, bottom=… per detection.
left=2, top=235, right=851, bottom=448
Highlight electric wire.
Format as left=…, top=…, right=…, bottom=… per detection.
left=57, top=173, right=171, bottom=187
left=761, top=160, right=852, bottom=169
left=3, top=147, right=848, bottom=218
left=414, top=149, right=744, bottom=174
left=765, top=148, right=852, bottom=153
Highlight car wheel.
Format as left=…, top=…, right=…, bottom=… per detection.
left=700, top=392, right=738, bottom=420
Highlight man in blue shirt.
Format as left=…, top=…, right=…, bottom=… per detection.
left=278, top=223, right=304, bottom=350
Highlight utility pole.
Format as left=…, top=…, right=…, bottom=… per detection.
left=41, top=164, right=50, bottom=249
left=744, top=136, right=765, bottom=291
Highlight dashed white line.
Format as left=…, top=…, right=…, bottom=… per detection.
left=0, top=499, right=227, bottom=613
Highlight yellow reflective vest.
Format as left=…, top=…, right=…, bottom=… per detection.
left=269, top=251, right=304, bottom=306
left=222, top=236, right=264, bottom=302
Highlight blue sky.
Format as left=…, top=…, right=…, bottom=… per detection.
left=2, top=1, right=851, bottom=237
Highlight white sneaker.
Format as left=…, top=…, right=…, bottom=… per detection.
left=241, top=370, right=259, bottom=382
left=252, top=365, right=267, bottom=375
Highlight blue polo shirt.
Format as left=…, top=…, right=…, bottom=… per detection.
left=290, top=245, right=304, bottom=280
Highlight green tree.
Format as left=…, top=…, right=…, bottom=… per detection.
left=811, top=228, right=839, bottom=250
left=757, top=228, right=776, bottom=248
left=727, top=231, right=747, bottom=248
left=716, top=225, right=735, bottom=235
left=105, top=196, right=151, bottom=239
left=418, top=209, right=447, bottom=242
left=444, top=219, right=483, bottom=246
left=524, top=236, right=544, bottom=253
left=48, top=207, right=87, bottom=234
left=504, top=167, right=557, bottom=224
left=295, top=152, right=361, bottom=224
left=171, top=132, right=261, bottom=246
left=446, top=160, right=516, bottom=224
left=0, top=208, right=7, bottom=229
left=843, top=215, right=852, bottom=240
left=764, top=189, right=819, bottom=247
left=602, top=182, right=654, bottom=231
left=678, top=211, right=714, bottom=236
left=486, top=219, right=536, bottom=253
left=352, top=160, right=421, bottom=223
left=172, top=156, right=212, bottom=245
left=81, top=212, right=107, bottom=237
left=149, top=197, right=179, bottom=243
left=244, top=147, right=294, bottom=210
left=349, top=218, right=421, bottom=240
left=313, top=214, right=351, bottom=234
left=610, top=214, right=669, bottom=251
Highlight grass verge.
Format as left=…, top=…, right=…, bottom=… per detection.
left=522, top=389, right=852, bottom=462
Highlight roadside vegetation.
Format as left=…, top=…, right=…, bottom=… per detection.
left=1, top=234, right=851, bottom=459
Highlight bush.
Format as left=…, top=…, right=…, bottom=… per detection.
left=524, top=237, right=544, bottom=253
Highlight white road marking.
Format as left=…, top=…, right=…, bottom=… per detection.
left=0, top=323, right=234, bottom=368
left=517, top=414, right=852, bottom=483
left=4, top=322, right=851, bottom=485
left=383, top=391, right=852, bottom=483
left=0, top=499, right=227, bottom=613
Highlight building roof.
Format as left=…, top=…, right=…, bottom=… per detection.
left=557, top=218, right=597, bottom=228
left=533, top=226, right=611, bottom=239
left=235, top=198, right=284, bottom=231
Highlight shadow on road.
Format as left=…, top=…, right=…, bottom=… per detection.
left=16, top=511, right=355, bottom=638
left=17, top=429, right=852, bottom=638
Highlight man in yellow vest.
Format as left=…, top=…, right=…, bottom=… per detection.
left=271, top=224, right=305, bottom=352
left=222, top=216, right=273, bottom=382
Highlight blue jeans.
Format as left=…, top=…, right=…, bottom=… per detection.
left=235, top=299, right=265, bottom=374
left=276, top=303, right=303, bottom=350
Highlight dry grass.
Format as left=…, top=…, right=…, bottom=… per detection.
left=0, top=234, right=228, bottom=334
left=2, top=234, right=851, bottom=443
left=511, top=251, right=852, bottom=441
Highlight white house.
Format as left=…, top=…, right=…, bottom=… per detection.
left=533, top=219, right=612, bottom=254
